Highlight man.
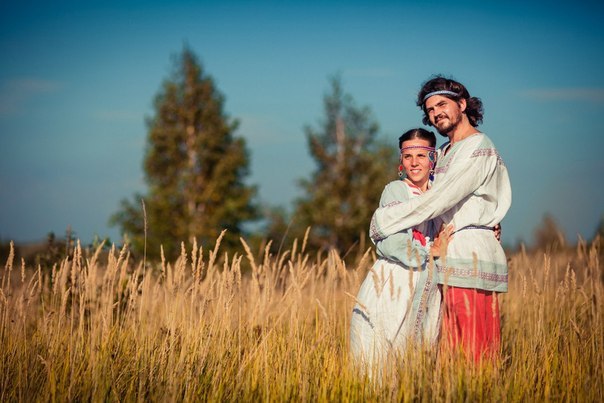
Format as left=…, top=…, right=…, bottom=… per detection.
left=369, top=75, right=512, bottom=362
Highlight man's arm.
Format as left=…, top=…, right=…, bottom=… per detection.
left=373, top=182, right=430, bottom=267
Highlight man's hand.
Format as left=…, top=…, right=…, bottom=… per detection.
left=494, top=223, right=502, bottom=243
left=431, top=224, right=454, bottom=258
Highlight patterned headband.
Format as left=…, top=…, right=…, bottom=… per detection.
left=422, top=90, right=459, bottom=103
left=401, top=145, right=435, bottom=152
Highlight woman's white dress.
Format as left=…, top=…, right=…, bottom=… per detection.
left=350, top=179, right=441, bottom=370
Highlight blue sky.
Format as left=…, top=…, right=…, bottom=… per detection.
left=1, top=0, right=603, bottom=247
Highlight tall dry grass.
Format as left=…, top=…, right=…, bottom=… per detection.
left=1, top=231, right=602, bottom=401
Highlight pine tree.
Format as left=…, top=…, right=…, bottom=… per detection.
left=111, top=47, right=257, bottom=259
left=292, top=75, right=397, bottom=254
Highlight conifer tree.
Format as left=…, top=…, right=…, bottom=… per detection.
left=111, top=47, right=257, bottom=259
left=292, top=75, right=397, bottom=254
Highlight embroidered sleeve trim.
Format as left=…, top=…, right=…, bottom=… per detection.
left=470, top=148, right=505, bottom=166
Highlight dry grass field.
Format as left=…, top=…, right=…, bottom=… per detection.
left=1, top=231, right=602, bottom=401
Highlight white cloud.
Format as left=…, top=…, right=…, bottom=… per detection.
left=520, top=88, right=604, bottom=102
left=0, top=78, right=61, bottom=117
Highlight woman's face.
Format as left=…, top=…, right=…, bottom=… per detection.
left=400, top=138, right=433, bottom=189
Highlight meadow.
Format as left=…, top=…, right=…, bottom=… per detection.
left=1, top=231, right=602, bottom=401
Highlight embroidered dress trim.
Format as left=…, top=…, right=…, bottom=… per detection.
left=412, top=266, right=437, bottom=340
left=403, top=179, right=424, bottom=196
left=351, top=307, right=374, bottom=329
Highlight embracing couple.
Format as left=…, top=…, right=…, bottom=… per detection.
left=350, top=75, right=512, bottom=370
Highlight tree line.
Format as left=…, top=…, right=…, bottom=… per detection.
left=106, top=46, right=604, bottom=262
left=109, top=46, right=398, bottom=260
left=1, top=46, right=599, bottom=265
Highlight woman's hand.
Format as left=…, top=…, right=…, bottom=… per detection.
left=431, top=224, right=454, bottom=258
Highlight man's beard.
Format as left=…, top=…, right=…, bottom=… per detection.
left=436, top=121, right=454, bottom=135
left=434, top=114, right=460, bottom=136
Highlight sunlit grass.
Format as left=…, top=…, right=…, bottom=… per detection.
left=1, top=232, right=602, bottom=401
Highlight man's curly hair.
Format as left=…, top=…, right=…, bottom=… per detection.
left=416, top=75, right=484, bottom=129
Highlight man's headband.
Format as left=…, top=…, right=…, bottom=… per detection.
left=401, top=145, right=435, bottom=152
left=422, top=90, right=459, bottom=103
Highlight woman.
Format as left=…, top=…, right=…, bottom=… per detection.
left=349, top=128, right=444, bottom=371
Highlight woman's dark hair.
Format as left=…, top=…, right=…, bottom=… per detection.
left=416, top=75, right=484, bottom=129
left=398, top=128, right=436, bottom=149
